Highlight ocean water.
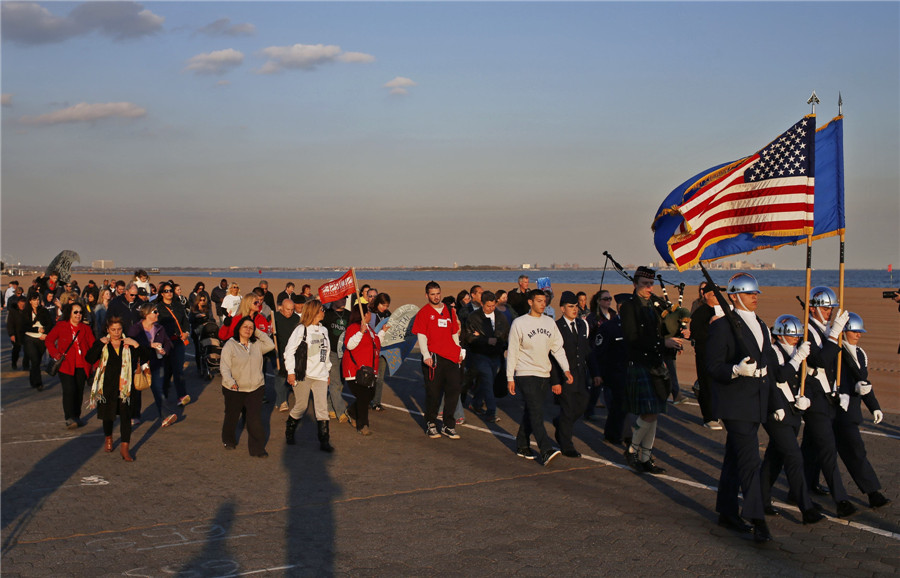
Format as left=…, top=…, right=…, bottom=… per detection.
left=158, top=269, right=896, bottom=289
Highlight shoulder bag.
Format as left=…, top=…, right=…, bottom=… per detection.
left=293, top=325, right=309, bottom=381
left=46, top=327, right=79, bottom=377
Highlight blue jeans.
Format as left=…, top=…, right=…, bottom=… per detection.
left=469, top=353, right=501, bottom=416
left=514, top=375, right=554, bottom=455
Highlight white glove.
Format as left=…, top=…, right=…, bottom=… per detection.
left=788, top=341, right=811, bottom=370
left=794, top=396, right=811, bottom=411
left=827, top=309, right=850, bottom=340
left=838, top=393, right=850, bottom=411
left=733, top=356, right=757, bottom=377
left=855, top=381, right=872, bottom=396
left=873, top=410, right=883, bottom=424
left=773, top=409, right=785, bottom=422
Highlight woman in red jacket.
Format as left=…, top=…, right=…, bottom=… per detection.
left=342, top=306, right=387, bottom=435
left=46, top=302, right=96, bottom=429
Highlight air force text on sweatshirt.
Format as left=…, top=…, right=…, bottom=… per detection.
left=507, top=314, right=570, bottom=380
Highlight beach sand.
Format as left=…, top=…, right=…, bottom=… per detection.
left=7, top=273, right=899, bottom=412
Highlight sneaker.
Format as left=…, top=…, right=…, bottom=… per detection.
left=342, top=412, right=356, bottom=428
left=672, top=394, right=688, bottom=405
left=467, top=404, right=486, bottom=415
left=372, top=403, right=385, bottom=412
left=65, top=419, right=78, bottom=430
left=131, top=418, right=141, bottom=427
left=640, top=458, right=666, bottom=475
left=541, top=449, right=561, bottom=467
left=516, top=448, right=536, bottom=460
left=455, top=417, right=465, bottom=425
left=161, top=414, right=178, bottom=428
left=426, top=422, right=440, bottom=439
left=328, top=410, right=337, bottom=419
left=704, top=420, right=723, bottom=431
left=441, top=426, right=460, bottom=439
left=279, top=402, right=290, bottom=413
left=177, top=395, right=191, bottom=407
left=692, top=380, right=701, bottom=396
left=484, top=414, right=500, bottom=423
left=358, top=425, right=372, bottom=436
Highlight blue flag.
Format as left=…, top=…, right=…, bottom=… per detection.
left=652, top=116, right=845, bottom=267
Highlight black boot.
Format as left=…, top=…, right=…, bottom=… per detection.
left=317, top=420, right=334, bottom=453
left=285, top=416, right=299, bottom=445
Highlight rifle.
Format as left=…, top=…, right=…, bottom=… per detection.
left=698, top=262, right=752, bottom=362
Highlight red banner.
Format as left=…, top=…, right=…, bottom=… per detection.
left=318, top=269, right=356, bottom=304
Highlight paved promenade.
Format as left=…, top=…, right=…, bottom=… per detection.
left=2, top=330, right=898, bottom=577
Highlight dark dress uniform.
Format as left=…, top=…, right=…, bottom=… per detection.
left=800, top=319, right=851, bottom=506
left=760, top=340, right=815, bottom=513
left=595, top=314, right=628, bottom=444
left=834, top=345, right=884, bottom=497
left=706, top=314, right=770, bottom=522
left=550, top=316, right=593, bottom=453
left=690, top=303, right=717, bottom=424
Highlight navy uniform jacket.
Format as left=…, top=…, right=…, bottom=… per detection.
left=765, top=340, right=802, bottom=428
left=595, top=315, right=627, bottom=386
left=550, top=316, right=594, bottom=386
left=836, top=345, right=881, bottom=425
left=804, top=320, right=840, bottom=417
left=706, top=314, right=770, bottom=423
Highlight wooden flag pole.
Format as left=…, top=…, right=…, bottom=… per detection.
left=350, top=268, right=366, bottom=321
left=271, top=310, right=281, bottom=371
left=834, top=232, right=846, bottom=391
left=799, top=235, right=813, bottom=397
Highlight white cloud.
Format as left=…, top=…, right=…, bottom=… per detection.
left=1, top=94, right=12, bottom=107
left=184, top=48, right=244, bottom=75
left=197, top=17, right=255, bottom=37
left=20, top=102, right=146, bottom=126
left=256, top=43, right=375, bottom=74
left=384, top=77, right=417, bottom=96
left=383, top=77, right=417, bottom=89
left=1, top=1, right=164, bottom=45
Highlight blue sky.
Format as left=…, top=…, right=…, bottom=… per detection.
left=2, top=1, right=898, bottom=270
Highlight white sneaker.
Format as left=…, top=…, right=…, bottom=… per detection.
left=704, top=420, right=723, bottom=431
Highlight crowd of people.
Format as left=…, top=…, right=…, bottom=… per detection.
left=1, top=268, right=893, bottom=543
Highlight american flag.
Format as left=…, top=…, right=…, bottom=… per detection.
left=666, top=116, right=816, bottom=270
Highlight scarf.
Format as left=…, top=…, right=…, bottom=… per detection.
left=89, top=340, right=132, bottom=408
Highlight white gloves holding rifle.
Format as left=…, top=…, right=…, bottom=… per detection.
left=827, top=309, right=850, bottom=341
left=855, top=381, right=872, bottom=396
left=788, top=341, right=811, bottom=370
left=733, top=357, right=757, bottom=378
left=794, top=396, right=811, bottom=411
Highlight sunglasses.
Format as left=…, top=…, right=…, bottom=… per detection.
left=71, top=310, right=83, bottom=315
left=600, top=297, right=612, bottom=301
left=161, top=289, right=173, bottom=293
left=128, top=293, right=138, bottom=297
left=253, top=300, right=262, bottom=306
left=150, top=309, right=159, bottom=315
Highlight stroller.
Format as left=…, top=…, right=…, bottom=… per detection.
left=196, top=319, right=223, bottom=380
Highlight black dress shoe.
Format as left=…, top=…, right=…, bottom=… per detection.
left=624, top=449, right=640, bottom=472
left=836, top=500, right=857, bottom=518
left=718, top=513, right=752, bottom=533
left=811, top=484, right=831, bottom=496
left=562, top=449, right=582, bottom=458
left=802, top=509, right=825, bottom=524
left=640, top=459, right=666, bottom=474
left=604, top=435, right=623, bottom=445
left=763, top=504, right=780, bottom=516
left=751, top=519, right=773, bottom=543
left=868, top=491, right=891, bottom=509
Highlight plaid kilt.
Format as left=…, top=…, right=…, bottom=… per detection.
left=625, top=363, right=667, bottom=415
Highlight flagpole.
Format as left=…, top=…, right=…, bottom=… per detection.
left=799, top=235, right=813, bottom=397
left=350, top=267, right=366, bottom=321
left=834, top=232, right=846, bottom=393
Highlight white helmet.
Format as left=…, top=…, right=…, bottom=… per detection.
left=772, top=314, right=804, bottom=337
left=809, top=286, right=838, bottom=308
left=844, top=312, right=866, bottom=333
left=726, top=273, right=760, bottom=295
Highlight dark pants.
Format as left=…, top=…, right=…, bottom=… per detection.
left=555, top=370, right=589, bottom=451
left=348, top=380, right=375, bottom=429
left=834, top=420, right=881, bottom=495
left=515, top=375, right=554, bottom=455
left=222, top=387, right=267, bottom=456
left=103, top=407, right=133, bottom=444
left=163, top=340, right=187, bottom=399
left=423, top=355, right=462, bottom=427
left=603, top=379, right=627, bottom=442
left=696, top=369, right=715, bottom=423
left=664, top=356, right=680, bottom=399
left=761, top=420, right=813, bottom=511
left=25, top=337, right=46, bottom=388
left=469, top=353, right=501, bottom=416
left=59, top=369, right=88, bottom=422
left=11, top=336, right=23, bottom=367
left=371, top=357, right=389, bottom=406
left=801, top=411, right=849, bottom=503
left=717, top=419, right=765, bottom=521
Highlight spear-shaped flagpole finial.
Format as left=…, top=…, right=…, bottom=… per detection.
left=807, top=91, right=820, bottom=115
left=838, top=92, right=843, bottom=116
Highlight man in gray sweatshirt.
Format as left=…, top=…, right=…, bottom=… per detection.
left=507, top=289, right=572, bottom=466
